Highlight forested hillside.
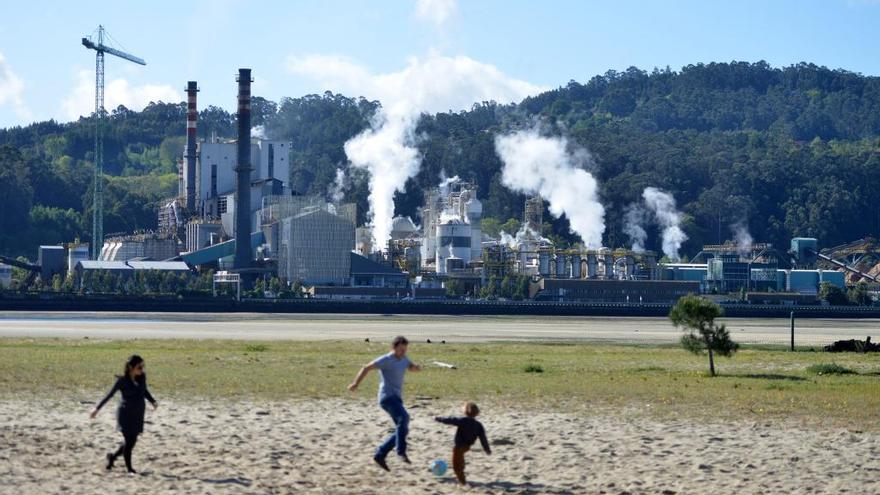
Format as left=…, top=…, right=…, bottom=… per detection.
left=2, top=61, right=879, bottom=259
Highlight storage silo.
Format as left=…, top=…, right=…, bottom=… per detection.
left=570, top=255, right=582, bottom=279
left=586, top=254, right=598, bottom=278
left=436, top=220, right=471, bottom=274
left=538, top=249, right=552, bottom=277
left=555, top=255, right=567, bottom=278
left=465, top=194, right=482, bottom=261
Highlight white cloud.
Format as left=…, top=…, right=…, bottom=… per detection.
left=61, top=69, right=181, bottom=121
left=286, top=53, right=545, bottom=115
left=415, top=0, right=458, bottom=26
left=0, top=52, right=32, bottom=122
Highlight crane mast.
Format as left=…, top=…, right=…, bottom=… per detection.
left=81, top=25, right=145, bottom=259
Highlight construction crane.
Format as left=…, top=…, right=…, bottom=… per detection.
left=81, top=25, right=146, bottom=259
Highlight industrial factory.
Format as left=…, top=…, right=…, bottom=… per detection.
left=0, top=66, right=870, bottom=307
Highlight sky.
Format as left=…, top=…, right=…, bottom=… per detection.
left=0, top=0, right=878, bottom=128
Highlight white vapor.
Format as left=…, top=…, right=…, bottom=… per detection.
left=731, top=221, right=753, bottom=255
left=251, top=125, right=267, bottom=139
left=61, top=69, right=181, bottom=121
left=289, top=53, right=543, bottom=251
left=494, top=129, right=605, bottom=248
left=642, top=187, right=687, bottom=261
left=623, top=203, right=648, bottom=252
left=329, top=167, right=347, bottom=203
left=0, top=52, right=32, bottom=122
left=415, top=0, right=458, bottom=26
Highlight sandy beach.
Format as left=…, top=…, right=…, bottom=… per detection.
left=2, top=396, right=877, bottom=494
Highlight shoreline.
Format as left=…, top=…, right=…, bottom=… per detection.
left=3, top=294, right=880, bottom=319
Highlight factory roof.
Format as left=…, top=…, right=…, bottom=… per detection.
left=76, top=260, right=191, bottom=271
left=350, top=253, right=405, bottom=276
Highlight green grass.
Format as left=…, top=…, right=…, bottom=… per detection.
left=0, top=338, right=878, bottom=427
left=806, top=363, right=856, bottom=375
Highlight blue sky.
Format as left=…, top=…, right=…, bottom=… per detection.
left=0, top=0, right=878, bottom=128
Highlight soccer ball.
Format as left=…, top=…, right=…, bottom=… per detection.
left=429, top=459, right=448, bottom=476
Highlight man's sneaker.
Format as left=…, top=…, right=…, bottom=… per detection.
left=373, top=455, right=390, bottom=472
left=398, top=454, right=412, bottom=464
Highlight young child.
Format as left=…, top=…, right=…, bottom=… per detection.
left=435, top=402, right=491, bottom=485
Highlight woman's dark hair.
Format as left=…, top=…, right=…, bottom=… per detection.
left=122, top=355, right=144, bottom=380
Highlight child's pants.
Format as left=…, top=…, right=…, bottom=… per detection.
left=452, top=445, right=470, bottom=484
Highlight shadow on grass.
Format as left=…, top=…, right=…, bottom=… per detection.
left=724, top=373, right=807, bottom=382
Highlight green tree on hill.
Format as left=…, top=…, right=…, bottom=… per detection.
left=669, top=295, right=739, bottom=377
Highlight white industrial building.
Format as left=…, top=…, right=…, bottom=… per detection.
left=419, top=178, right=483, bottom=273
left=180, top=137, right=290, bottom=220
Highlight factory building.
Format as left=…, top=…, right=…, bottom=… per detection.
left=100, top=234, right=178, bottom=262
left=530, top=279, right=700, bottom=303
left=75, top=260, right=192, bottom=281
left=0, top=263, right=11, bottom=289
left=420, top=178, right=482, bottom=271
left=37, top=245, right=67, bottom=281
left=184, top=138, right=290, bottom=218
left=262, top=196, right=357, bottom=286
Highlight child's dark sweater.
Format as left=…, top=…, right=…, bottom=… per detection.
left=435, top=416, right=491, bottom=453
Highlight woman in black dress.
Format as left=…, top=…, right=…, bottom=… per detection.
left=90, top=355, right=158, bottom=473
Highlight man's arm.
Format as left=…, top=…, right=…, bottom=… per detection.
left=347, top=362, right=378, bottom=392
left=408, top=362, right=422, bottom=372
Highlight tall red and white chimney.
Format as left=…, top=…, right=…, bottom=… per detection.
left=185, top=81, right=199, bottom=212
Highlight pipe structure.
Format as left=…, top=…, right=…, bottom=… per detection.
left=234, top=69, right=253, bottom=270
left=185, top=81, right=199, bottom=212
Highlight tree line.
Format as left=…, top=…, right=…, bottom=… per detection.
left=2, top=61, right=879, bottom=260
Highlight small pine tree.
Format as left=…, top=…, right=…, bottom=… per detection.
left=669, top=295, right=739, bottom=376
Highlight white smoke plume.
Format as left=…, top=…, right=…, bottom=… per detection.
left=642, top=187, right=687, bottom=261
left=289, top=53, right=543, bottom=251
left=415, top=0, right=458, bottom=26
left=731, top=220, right=753, bottom=256
left=494, top=129, right=605, bottom=248
left=438, top=171, right=460, bottom=197
left=251, top=125, right=267, bottom=140
left=328, top=168, right=347, bottom=203
left=623, top=203, right=648, bottom=252
left=499, top=224, right=550, bottom=249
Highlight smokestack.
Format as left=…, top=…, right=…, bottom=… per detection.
left=234, top=69, right=253, bottom=270
left=185, top=81, right=198, bottom=212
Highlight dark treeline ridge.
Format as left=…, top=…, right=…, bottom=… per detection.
left=1, top=61, right=879, bottom=259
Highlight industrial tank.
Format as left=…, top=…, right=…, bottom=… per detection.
left=465, top=195, right=483, bottom=261
left=538, top=249, right=551, bottom=276
left=68, top=244, right=90, bottom=271
left=555, top=255, right=568, bottom=278
left=586, top=254, right=598, bottom=278
left=436, top=221, right=471, bottom=274
left=570, top=255, right=582, bottom=279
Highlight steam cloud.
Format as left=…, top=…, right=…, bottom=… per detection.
left=623, top=203, right=648, bottom=252
left=494, top=129, right=605, bottom=248
left=731, top=221, right=753, bottom=255
left=642, top=187, right=687, bottom=261
left=328, top=168, right=347, bottom=203
left=415, top=0, right=458, bottom=26
left=289, top=53, right=543, bottom=251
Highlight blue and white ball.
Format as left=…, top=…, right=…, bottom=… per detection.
left=429, top=459, right=448, bottom=476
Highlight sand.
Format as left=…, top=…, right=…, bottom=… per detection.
left=1, top=396, right=877, bottom=494
left=0, top=312, right=874, bottom=346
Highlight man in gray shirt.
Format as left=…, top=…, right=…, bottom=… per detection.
left=348, top=335, right=422, bottom=471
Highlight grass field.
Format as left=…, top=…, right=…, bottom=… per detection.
left=1, top=338, right=878, bottom=427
